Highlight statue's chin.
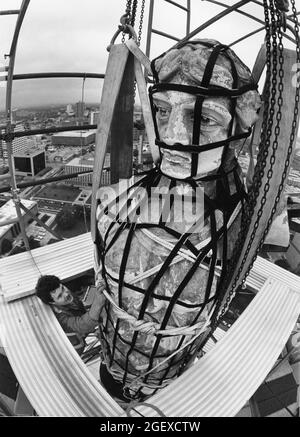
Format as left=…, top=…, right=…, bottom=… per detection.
left=160, top=158, right=190, bottom=179
left=160, top=155, right=223, bottom=180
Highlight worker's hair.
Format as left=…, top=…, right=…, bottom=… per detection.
left=35, top=275, right=61, bottom=305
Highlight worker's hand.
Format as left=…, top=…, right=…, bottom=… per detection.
left=89, top=286, right=106, bottom=321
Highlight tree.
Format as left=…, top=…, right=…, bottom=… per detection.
left=1, top=239, right=12, bottom=255
left=56, top=207, right=75, bottom=230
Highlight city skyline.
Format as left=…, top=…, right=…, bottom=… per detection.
left=0, top=0, right=281, bottom=110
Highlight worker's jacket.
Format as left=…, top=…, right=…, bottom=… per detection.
left=53, top=297, right=98, bottom=355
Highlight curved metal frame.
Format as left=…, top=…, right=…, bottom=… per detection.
left=4, top=0, right=31, bottom=250
left=1, top=3, right=106, bottom=247
left=0, top=0, right=299, bottom=419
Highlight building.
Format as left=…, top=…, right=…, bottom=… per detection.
left=75, top=101, right=86, bottom=119
left=52, top=130, right=96, bottom=147
left=0, top=128, right=6, bottom=161
left=90, top=111, right=100, bottom=125
left=66, top=104, right=75, bottom=116
left=47, top=149, right=75, bottom=164
left=64, top=156, right=93, bottom=187
left=12, top=123, right=29, bottom=154
left=13, top=148, right=46, bottom=177
left=0, top=199, right=38, bottom=254
left=64, top=153, right=110, bottom=187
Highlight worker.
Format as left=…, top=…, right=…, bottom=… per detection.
left=35, top=275, right=104, bottom=355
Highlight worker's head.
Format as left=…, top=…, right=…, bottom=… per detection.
left=150, top=39, right=261, bottom=180
left=35, top=275, right=74, bottom=306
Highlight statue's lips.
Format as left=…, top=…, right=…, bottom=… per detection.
left=161, top=149, right=192, bottom=166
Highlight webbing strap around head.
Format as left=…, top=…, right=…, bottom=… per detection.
left=191, top=44, right=224, bottom=178
left=150, top=82, right=257, bottom=98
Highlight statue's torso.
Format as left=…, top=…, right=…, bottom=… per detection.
left=95, top=171, right=243, bottom=399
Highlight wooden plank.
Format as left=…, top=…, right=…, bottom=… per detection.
left=110, top=52, right=135, bottom=184
left=91, top=44, right=129, bottom=242
left=133, top=54, right=160, bottom=163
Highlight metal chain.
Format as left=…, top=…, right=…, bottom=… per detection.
left=130, top=0, right=138, bottom=27
left=210, top=0, right=298, bottom=332
left=274, top=0, right=290, bottom=12
left=210, top=0, right=274, bottom=328
left=122, top=0, right=133, bottom=43
left=137, top=0, right=145, bottom=47
left=132, top=0, right=146, bottom=100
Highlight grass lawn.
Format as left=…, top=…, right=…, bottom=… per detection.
left=37, top=184, right=81, bottom=203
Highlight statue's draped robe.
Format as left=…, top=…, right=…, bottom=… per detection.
left=95, top=166, right=245, bottom=399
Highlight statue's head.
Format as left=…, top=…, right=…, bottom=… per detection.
left=150, top=39, right=261, bottom=180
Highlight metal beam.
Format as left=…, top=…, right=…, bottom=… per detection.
left=151, top=28, right=181, bottom=42
left=0, top=124, right=98, bottom=141
left=204, top=0, right=265, bottom=26
left=164, top=0, right=189, bottom=12
left=145, top=0, right=155, bottom=58
left=2, top=72, right=105, bottom=81
left=0, top=10, right=20, bottom=16
left=228, top=24, right=296, bottom=48
left=186, top=0, right=191, bottom=36
left=171, top=0, right=252, bottom=47
left=0, top=169, right=99, bottom=193
left=5, top=0, right=31, bottom=251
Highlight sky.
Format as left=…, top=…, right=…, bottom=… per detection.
left=0, top=0, right=298, bottom=112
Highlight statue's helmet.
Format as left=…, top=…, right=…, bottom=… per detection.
left=149, top=39, right=262, bottom=180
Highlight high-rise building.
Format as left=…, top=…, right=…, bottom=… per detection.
left=0, top=127, right=6, bottom=161
left=90, top=111, right=100, bottom=125
left=13, top=149, right=46, bottom=177
left=0, top=123, right=28, bottom=163
left=66, top=104, right=75, bottom=116
left=75, top=101, right=86, bottom=119
left=12, top=123, right=29, bottom=154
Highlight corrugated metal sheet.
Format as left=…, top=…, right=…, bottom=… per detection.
left=0, top=233, right=94, bottom=302
left=0, top=295, right=123, bottom=417
left=125, top=278, right=300, bottom=417
left=0, top=231, right=272, bottom=303
left=1, top=235, right=300, bottom=416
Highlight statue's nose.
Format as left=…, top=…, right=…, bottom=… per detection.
left=164, top=107, right=190, bottom=145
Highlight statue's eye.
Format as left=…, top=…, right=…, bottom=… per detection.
left=189, top=113, right=217, bottom=128
left=157, top=106, right=170, bottom=119
left=201, top=115, right=214, bottom=125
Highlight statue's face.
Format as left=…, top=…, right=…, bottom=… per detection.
left=153, top=91, right=232, bottom=179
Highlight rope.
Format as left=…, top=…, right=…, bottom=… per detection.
left=102, top=288, right=208, bottom=336
left=126, top=401, right=166, bottom=417
left=101, top=201, right=241, bottom=287
left=123, top=313, right=213, bottom=392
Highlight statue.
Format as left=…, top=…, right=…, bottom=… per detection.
left=95, top=39, right=263, bottom=403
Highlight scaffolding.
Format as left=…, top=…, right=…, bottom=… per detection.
left=0, top=0, right=300, bottom=418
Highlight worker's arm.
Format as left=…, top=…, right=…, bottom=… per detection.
left=56, top=290, right=105, bottom=335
